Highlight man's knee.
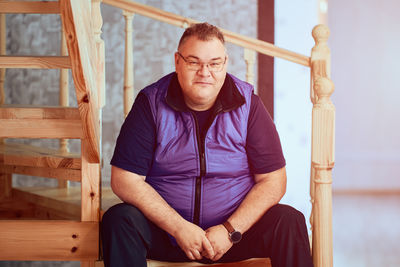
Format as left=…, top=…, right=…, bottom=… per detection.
left=260, top=204, right=308, bottom=232
left=270, top=204, right=306, bottom=224
left=102, top=203, right=147, bottom=232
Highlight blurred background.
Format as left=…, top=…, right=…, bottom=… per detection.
left=1, top=0, right=399, bottom=266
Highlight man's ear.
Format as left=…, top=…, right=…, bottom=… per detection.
left=174, top=52, right=180, bottom=70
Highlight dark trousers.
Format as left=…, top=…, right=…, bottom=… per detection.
left=101, top=203, right=313, bottom=267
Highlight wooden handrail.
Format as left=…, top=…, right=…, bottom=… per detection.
left=103, top=0, right=310, bottom=67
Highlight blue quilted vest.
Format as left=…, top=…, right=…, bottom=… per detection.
left=142, top=72, right=254, bottom=229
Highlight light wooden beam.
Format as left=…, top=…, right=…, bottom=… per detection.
left=12, top=187, right=81, bottom=218
left=0, top=56, right=71, bottom=69
left=81, top=139, right=100, bottom=222
left=0, top=143, right=81, bottom=170
left=0, top=172, right=12, bottom=199
left=59, top=27, right=70, bottom=156
left=123, top=10, right=134, bottom=117
left=0, top=119, right=83, bottom=139
left=60, top=0, right=100, bottom=163
left=0, top=1, right=60, bottom=14
left=0, top=106, right=80, bottom=119
left=0, top=106, right=82, bottom=138
left=0, top=13, right=5, bottom=107
left=0, top=220, right=98, bottom=261
left=92, top=0, right=106, bottom=108
left=103, top=0, right=310, bottom=66
left=244, top=48, right=256, bottom=85
left=0, top=164, right=81, bottom=181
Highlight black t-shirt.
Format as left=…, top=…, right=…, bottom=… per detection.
left=111, top=76, right=286, bottom=176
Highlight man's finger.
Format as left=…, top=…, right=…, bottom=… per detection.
left=212, top=253, right=223, bottom=262
left=202, top=237, right=215, bottom=259
left=192, top=249, right=202, bottom=260
left=186, top=251, right=195, bottom=261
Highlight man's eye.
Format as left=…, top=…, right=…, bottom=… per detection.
left=188, top=61, right=200, bottom=66
left=210, top=62, right=222, bottom=67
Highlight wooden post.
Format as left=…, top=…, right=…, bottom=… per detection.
left=58, top=28, right=70, bottom=189
left=0, top=13, right=6, bottom=145
left=244, top=48, right=256, bottom=86
left=122, top=10, right=134, bottom=117
left=310, top=24, right=334, bottom=267
left=81, top=139, right=101, bottom=267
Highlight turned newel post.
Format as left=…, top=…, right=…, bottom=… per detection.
left=244, top=48, right=256, bottom=85
left=123, top=10, right=134, bottom=118
left=310, top=24, right=334, bottom=267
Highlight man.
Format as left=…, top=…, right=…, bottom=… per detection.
left=102, top=22, right=313, bottom=267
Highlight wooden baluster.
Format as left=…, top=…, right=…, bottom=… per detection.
left=0, top=14, right=6, bottom=145
left=244, top=48, right=256, bottom=86
left=0, top=13, right=11, bottom=201
left=123, top=10, right=134, bottom=117
left=310, top=24, right=334, bottom=267
left=58, top=28, right=69, bottom=188
left=92, top=0, right=105, bottom=109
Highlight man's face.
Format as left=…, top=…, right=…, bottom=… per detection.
left=175, top=36, right=228, bottom=111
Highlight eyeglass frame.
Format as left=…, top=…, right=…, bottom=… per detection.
left=176, top=52, right=227, bottom=72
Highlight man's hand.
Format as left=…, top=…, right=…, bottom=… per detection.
left=174, top=221, right=215, bottom=261
left=204, top=224, right=233, bottom=261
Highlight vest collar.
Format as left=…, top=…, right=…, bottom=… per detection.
left=166, top=72, right=246, bottom=113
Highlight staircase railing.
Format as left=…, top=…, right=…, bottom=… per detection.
left=101, top=1, right=335, bottom=267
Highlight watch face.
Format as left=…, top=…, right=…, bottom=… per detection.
left=230, top=231, right=242, bottom=243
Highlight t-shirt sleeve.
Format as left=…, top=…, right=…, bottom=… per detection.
left=246, top=94, right=286, bottom=174
left=110, top=92, right=156, bottom=176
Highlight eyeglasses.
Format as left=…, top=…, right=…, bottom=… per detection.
left=177, top=52, right=226, bottom=72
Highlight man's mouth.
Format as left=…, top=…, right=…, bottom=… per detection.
left=194, top=81, right=212, bottom=85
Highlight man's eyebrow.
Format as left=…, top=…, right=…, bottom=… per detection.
left=186, top=55, right=224, bottom=61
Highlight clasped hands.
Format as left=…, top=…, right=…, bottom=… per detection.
left=175, top=222, right=233, bottom=262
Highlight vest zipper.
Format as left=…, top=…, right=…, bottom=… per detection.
left=190, top=107, right=223, bottom=226
left=191, top=112, right=205, bottom=226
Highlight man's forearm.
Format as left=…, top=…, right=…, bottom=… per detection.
left=227, top=167, right=287, bottom=234
left=111, top=166, right=216, bottom=260
left=111, top=166, right=185, bottom=237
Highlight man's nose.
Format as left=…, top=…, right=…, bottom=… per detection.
left=197, top=63, right=211, bottom=76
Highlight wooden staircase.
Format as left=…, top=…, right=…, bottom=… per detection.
left=0, top=1, right=334, bottom=266
left=0, top=0, right=103, bottom=265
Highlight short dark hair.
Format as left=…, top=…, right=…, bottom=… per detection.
left=178, top=22, right=225, bottom=49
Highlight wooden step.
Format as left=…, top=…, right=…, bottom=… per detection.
left=0, top=142, right=81, bottom=169
left=10, top=187, right=81, bottom=219
left=0, top=187, right=122, bottom=220
left=0, top=1, right=60, bottom=14
left=0, top=105, right=83, bottom=139
left=0, top=56, right=71, bottom=69
left=0, top=220, right=99, bottom=261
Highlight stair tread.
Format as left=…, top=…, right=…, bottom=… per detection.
left=0, top=105, right=81, bottom=120
left=12, top=186, right=122, bottom=214
left=0, top=106, right=83, bottom=139
left=0, top=142, right=80, bottom=169
left=0, top=56, right=71, bottom=69
left=0, top=1, right=60, bottom=14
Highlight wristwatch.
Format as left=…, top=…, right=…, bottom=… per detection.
left=222, top=221, right=242, bottom=244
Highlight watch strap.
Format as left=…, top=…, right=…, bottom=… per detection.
left=222, top=221, right=235, bottom=234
